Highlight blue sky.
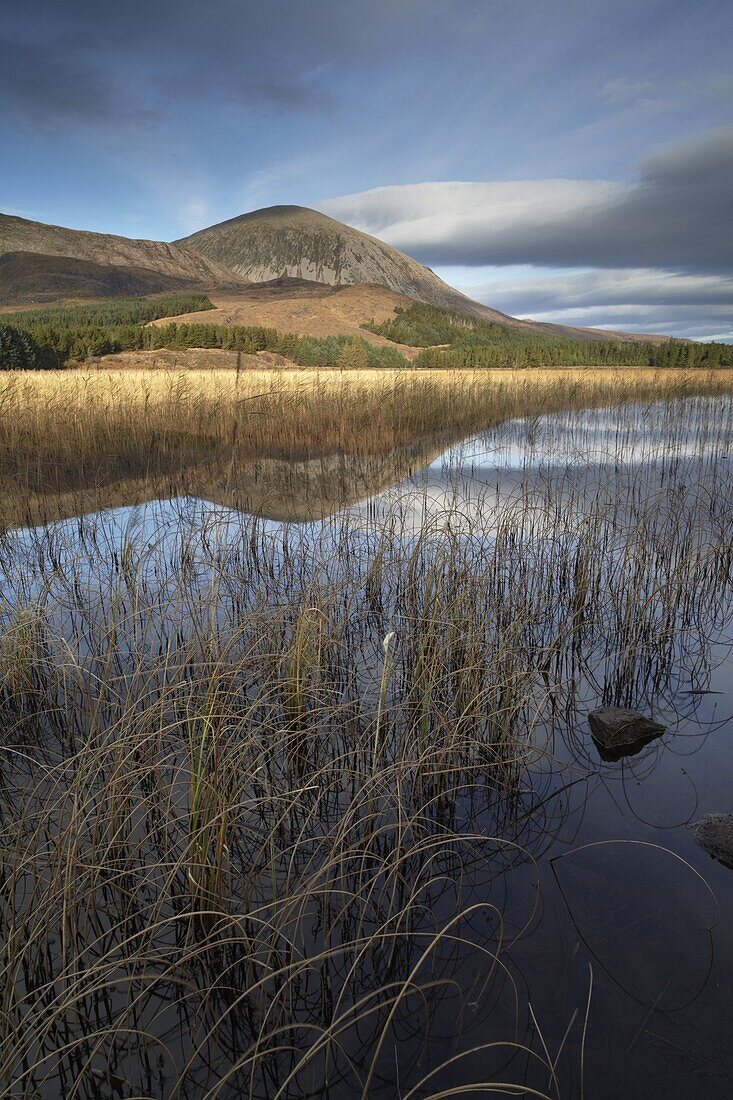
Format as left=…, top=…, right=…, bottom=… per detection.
left=2, top=0, right=732, bottom=338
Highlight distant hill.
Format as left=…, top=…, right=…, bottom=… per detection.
left=0, top=252, right=199, bottom=305
left=177, top=205, right=662, bottom=343
left=0, top=213, right=245, bottom=291
left=176, top=205, right=529, bottom=325
left=0, top=206, right=669, bottom=344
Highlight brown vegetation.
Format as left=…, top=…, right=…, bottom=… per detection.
left=0, top=251, right=200, bottom=306
left=0, top=212, right=246, bottom=288
left=1, top=367, right=731, bottom=527
left=147, top=282, right=423, bottom=355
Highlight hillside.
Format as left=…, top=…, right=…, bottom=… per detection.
left=0, top=206, right=670, bottom=345
left=0, top=252, right=198, bottom=306
left=147, top=279, right=423, bottom=356
left=176, top=205, right=532, bottom=325
left=0, top=213, right=245, bottom=289
left=177, top=206, right=668, bottom=343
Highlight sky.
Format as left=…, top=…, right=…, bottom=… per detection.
left=2, top=0, right=731, bottom=339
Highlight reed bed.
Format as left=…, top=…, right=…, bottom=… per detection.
left=0, top=367, right=731, bottom=498
left=0, top=376, right=731, bottom=1097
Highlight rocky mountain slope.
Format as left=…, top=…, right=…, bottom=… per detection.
left=177, top=205, right=662, bottom=342
left=1, top=206, right=667, bottom=343
left=0, top=213, right=244, bottom=289
left=176, top=205, right=525, bottom=324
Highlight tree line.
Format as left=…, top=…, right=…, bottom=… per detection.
left=413, top=339, right=733, bottom=370
left=0, top=295, right=214, bottom=368
left=367, top=303, right=733, bottom=369
left=0, top=294, right=406, bottom=370
left=2, top=295, right=731, bottom=372
left=139, top=322, right=405, bottom=368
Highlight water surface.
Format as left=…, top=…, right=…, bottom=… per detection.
left=1, top=394, right=732, bottom=1098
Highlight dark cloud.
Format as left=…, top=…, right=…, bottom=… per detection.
left=0, top=0, right=443, bottom=128
left=156, top=68, right=337, bottom=117
left=11, top=0, right=450, bottom=58
left=0, top=39, right=119, bottom=130
left=324, top=128, right=733, bottom=275
left=0, top=37, right=165, bottom=139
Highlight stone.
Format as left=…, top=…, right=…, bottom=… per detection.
left=588, top=706, right=666, bottom=761
left=691, top=814, right=733, bottom=869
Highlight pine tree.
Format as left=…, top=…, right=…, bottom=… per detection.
left=0, top=324, right=42, bottom=369
left=338, top=338, right=369, bottom=371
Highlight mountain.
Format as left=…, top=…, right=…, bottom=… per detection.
left=0, top=252, right=199, bottom=305
left=177, top=205, right=665, bottom=342
left=1, top=206, right=666, bottom=344
left=0, top=213, right=245, bottom=290
left=176, top=205, right=525, bottom=326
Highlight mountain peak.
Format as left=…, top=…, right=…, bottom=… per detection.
left=184, top=204, right=374, bottom=238
left=176, top=205, right=515, bottom=323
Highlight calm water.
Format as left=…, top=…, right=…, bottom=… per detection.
left=1, top=395, right=732, bottom=1098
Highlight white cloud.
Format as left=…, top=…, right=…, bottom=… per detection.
left=463, top=268, right=733, bottom=311
left=323, top=178, right=621, bottom=254
left=320, top=128, right=733, bottom=274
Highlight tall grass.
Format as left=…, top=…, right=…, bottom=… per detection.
left=0, top=373, right=731, bottom=1096
left=0, top=367, right=731, bottom=515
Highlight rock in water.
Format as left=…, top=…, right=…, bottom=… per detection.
left=692, top=814, right=733, bottom=869
left=588, top=706, right=666, bottom=761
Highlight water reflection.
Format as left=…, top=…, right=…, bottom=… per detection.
left=1, top=394, right=732, bottom=1098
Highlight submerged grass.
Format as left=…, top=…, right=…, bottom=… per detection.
left=0, top=371, right=731, bottom=1096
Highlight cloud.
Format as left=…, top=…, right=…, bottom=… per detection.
left=467, top=269, right=733, bottom=312
left=455, top=268, right=733, bottom=340
left=0, top=37, right=164, bottom=142
left=321, top=128, right=733, bottom=274
left=157, top=69, right=337, bottom=117
left=0, top=39, right=122, bottom=131
left=530, top=305, right=733, bottom=341
left=599, top=77, right=660, bottom=104
left=323, top=178, right=622, bottom=247
left=0, top=9, right=340, bottom=134
left=1, top=0, right=446, bottom=130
